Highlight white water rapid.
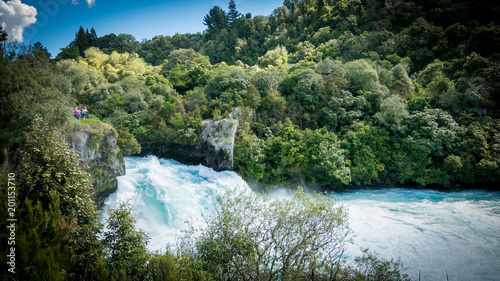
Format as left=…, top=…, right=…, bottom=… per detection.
left=101, top=156, right=500, bottom=281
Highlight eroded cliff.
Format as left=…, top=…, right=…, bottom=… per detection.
left=65, top=123, right=125, bottom=207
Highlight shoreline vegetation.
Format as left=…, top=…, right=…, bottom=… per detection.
left=1, top=0, right=499, bottom=279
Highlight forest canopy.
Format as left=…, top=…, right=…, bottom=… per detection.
left=2, top=0, right=499, bottom=189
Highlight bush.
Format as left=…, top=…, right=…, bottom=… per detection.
left=184, top=188, right=350, bottom=280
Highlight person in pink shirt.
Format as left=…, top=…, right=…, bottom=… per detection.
left=74, top=107, right=79, bottom=119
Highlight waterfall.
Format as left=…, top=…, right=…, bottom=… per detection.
left=101, top=156, right=500, bottom=280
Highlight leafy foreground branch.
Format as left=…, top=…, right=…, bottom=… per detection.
left=178, top=188, right=410, bottom=281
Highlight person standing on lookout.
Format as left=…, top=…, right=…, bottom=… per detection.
left=82, top=107, right=88, bottom=120
left=74, top=107, right=79, bottom=119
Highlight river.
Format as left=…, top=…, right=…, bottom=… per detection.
left=101, top=156, right=500, bottom=280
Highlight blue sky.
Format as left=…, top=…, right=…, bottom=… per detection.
left=1, top=0, right=284, bottom=57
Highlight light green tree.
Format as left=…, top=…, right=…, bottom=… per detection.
left=314, top=139, right=352, bottom=185
left=345, top=59, right=385, bottom=93
left=187, top=188, right=350, bottom=281
left=374, top=95, right=409, bottom=134
left=258, top=45, right=288, bottom=67
left=103, top=202, right=150, bottom=280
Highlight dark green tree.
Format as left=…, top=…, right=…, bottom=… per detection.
left=8, top=118, right=103, bottom=280
left=32, top=41, right=51, bottom=60
left=203, top=6, right=228, bottom=34
left=56, top=44, right=80, bottom=60
left=88, top=27, right=98, bottom=47
left=227, top=0, right=241, bottom=25
left=103, top=202, right=150, bottom=280
left=0, top=48, right=70, bottom=150
left=75, top=26, right=89, bottom=56
left=0, top=24, right=7, bottom=52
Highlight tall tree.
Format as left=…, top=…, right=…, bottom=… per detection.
left=75, top=26, right=89, bottom=56
left=0, top=24, right=7, bottom=55
left=227, top=0, right=241, bottom=25
left=103, top=202, right=150, bottom=279
left=203, top=6, right=228, bottom=33
left=0, top=24, right=7, bottom=42
left=32, top=41, right=51, bottom=59
left=89, top=27, right=98, bottom=47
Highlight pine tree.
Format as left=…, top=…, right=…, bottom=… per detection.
left=75, top=26, right=89, bottom=56
left=203, top=6, right=228, bottom=33
left=0, top=25, right=7, bottom=54
left=89, top=27, right=98, bottom=47
left=227, top=0, right=241, bottom=25
left=0, top=25, right=7, bottom=42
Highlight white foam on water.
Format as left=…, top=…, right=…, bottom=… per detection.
left=335, top=189, right=500, bottom=281
left=101, top=158, right=500, bottom=280
left=100, top=156, right=250, bottom=251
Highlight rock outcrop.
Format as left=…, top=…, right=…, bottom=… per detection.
left=200, top=108, right=239, bottom=171
left=140, top=108, right=240, bottom=171
left=66, top=124, right=125, bottom=207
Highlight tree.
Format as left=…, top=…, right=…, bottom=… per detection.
left=103, top=202, right=150, bottom=279
left=343, top=249, right=411, bottom=281
left=14, top=118, right=102, bottom=279
left=187, top=188, right=350, bottom=280
left=374, top=95, right=409, bottom=134
left=227, top=0, right=241, bottom=25
left=203, top=6, right=228, bottom=34
left=279, top=68, right=324, bottom=106
left=257, top=45, right=288, bottom=67
left=56, top=26, right=100, bottom=59
left=115, top=125, right=142, bottom=156
left=13, top=193, right=77, bottom=281
left=18, top=118, right=98, bottom=224
left=313, top=139, right=352, bottom=185
left=75, top=26, right=89, bottom=56
left=88, top=27, right=98, bottom=47
left=0, top=24, right=7, bottom=52
left=234, top=126, right=267, bottom=180
left=32, top=41, right=51, bottom=60
left=160, top=48, right=211, bottom=91
left=56, top=44, right=80, bottom=60
left=1, top=48, right=70, bottom=150
left=343, top=124, right=391, bottom=185
left=345, top=59, right=385, bottom=93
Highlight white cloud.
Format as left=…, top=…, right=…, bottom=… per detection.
left=72, top=0, right=95, bottom=8
left=0, top=0, right=37, bottom=42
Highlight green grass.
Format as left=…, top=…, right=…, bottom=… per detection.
left=80, top=114, right=103, bottom=125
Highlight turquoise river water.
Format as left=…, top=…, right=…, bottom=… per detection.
left=101, top=156, right=500, bottom=280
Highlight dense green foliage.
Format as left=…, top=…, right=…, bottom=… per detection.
left=102, top=202, right=150, bottom=279
left=0, top=120, right=102, bottom=280
left=184, top=188, right=350, bottom=280
left=1, top=0, right=500, bottom=279
left=32, top=0, right=498, bottom=188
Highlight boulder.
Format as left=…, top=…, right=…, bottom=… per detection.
left=200, top=108, right=240, bottom=170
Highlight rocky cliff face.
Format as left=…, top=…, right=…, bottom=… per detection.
left=66, top=125, right=125, bottom=207
left=200, top=108, right=239, bottom=171
left=140, top=108, right=240, bottom=171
